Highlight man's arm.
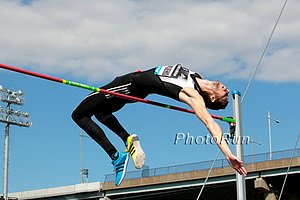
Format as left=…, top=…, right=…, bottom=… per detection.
left=179, top=88, right=247, bottom=176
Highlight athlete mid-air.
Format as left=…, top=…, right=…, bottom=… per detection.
left=72, top=64, right=247, bottom=186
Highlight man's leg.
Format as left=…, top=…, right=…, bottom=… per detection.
left=72, top=93, right=117, bottom=158
left=95, top=113, right=130, bottom=145
left=71, top=93, right=130, bottom=186
left=95, top=112, right=145, bottom=169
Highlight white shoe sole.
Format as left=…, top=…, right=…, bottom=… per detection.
left=131, top=135, right=145, bottom=169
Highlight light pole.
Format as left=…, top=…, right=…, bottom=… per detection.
left=80, top=131, right=89, bottom=183
left=267, top=111, right=279, bottom=160
left=0, top=85, right=32, bottom=200
left=249, top=139, right=262, bottom=163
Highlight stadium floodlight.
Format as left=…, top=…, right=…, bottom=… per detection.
left=0, top=85, right=31, bottom=200
left=16, top=90, right=24, bottom=96
left=0, top=87, right=24, bottom=106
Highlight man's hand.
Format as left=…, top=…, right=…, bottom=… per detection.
left=226, top=154, right=248, bottom=176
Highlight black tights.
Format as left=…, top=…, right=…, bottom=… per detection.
left=71, top=92, right=130, bottom=159
left=72, top=68, right=163, bottom=160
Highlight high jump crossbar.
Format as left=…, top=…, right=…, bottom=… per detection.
left=0, top=63, right=235, bottom=124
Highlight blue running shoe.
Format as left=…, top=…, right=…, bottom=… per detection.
left=112, top=151, right=129, bottom=186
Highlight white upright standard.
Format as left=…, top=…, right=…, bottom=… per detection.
left=232, top=90, right=247, bottom=200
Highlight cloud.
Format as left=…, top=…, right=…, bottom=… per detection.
left=257, top=47, right=300, bottom=82
left=0, top=0, right=299, bottom=82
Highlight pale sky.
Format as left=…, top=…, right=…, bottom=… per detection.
left=1, top=0, right=299, bottom=82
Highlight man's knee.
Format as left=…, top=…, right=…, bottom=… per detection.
left=95, top=113, right=112, bottom=124
left=71, top=109, right=80, bottom=122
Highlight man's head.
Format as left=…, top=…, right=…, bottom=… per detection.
left=200, top=81, right=230, bottom=110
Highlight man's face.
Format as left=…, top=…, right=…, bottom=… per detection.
left=212, top=81, right=230, bottom=102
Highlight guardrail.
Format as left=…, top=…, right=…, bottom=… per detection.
left=104, top=148, right=300, bottom=182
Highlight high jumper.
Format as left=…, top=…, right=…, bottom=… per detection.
left=71, top=64, right=247, bottom=186
left=0, top=63, right=247, bottom=186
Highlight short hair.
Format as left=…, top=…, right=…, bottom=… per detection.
left=201, top=91, right=229, bottom=110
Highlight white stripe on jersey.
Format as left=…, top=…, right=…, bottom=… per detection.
left=84, top=83, right=132, bottom=99
left=105, top=83, right=132, bottom=98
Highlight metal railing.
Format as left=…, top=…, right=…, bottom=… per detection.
left=104, top=148, right=300, bottom=182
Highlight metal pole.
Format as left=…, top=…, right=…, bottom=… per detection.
left=278, top=132, right=300, bottom=200
left=3, top=102, right=10, bottom=200
left=3, top=124, right=9, bottom=200
left=252, top=141, right=254, bottom=163
left=0, top=86, right=31, bottom=199
left=232, top=90, right=247, bottom=200
left=80, top=131, right=83, bottom=184
left=268, top=111, right=272, bottom=160
left=249, top=139, right=262, bottom=163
